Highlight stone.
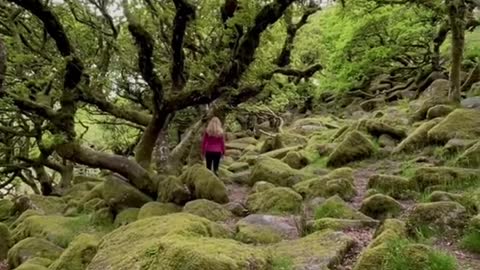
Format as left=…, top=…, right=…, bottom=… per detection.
left=456, top=141, right=480, bottom=168
left=406, top=201, right=469, bottom=232
left=393, top=119, right=441, bottom=153
left=227, top=162, right=250, bottom=173
left=224, top=202, right=248, bottom=217
left=236, top=214, right=299, bottom=244
left=293, top=168, right=356, bottom=201
left=461, top=96, right=480, bottom=109
left=411, top=166, right=480, bottom=191
left=49, top=234, right=99, bottom=270
left=360, top=194, right=403, bottom=220
left=308, top=218, right=378, bottom=232
left=157, top=176, right=191, bottom=205
left=327, top=131, right=376, bottom=167
left=137, top=202, right=180, bottom=219
left=102, top=176, right=152, bottom=212
left=314, top=195, right=375, bottom=222
left=181, top=165, right=229, bottom=204
left=428, top=109, right=480, bottom=143
left=246, top=187, right=303, bottom=215
left=0, top=199, right=13, bottom=221
left=426, top=104, right=454, bottom=119
left=367, top=174, right=414, bottom=199
left=7, top=237, right=63, bottom=268
left=251, top=181, right=276, bottom=193
left=0, top=222, right=10, bottom=260
left=183, top=199, right=232, bottom=222
left=113, top=208, right=139, bottom=227
left=281, top=151, right=309, bottom=169
left=248, top=157, right=310, bottom=187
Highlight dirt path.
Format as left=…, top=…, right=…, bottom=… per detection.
left=351, top=168, right=377, bottom=209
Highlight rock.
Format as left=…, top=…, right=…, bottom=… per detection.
left=0, top=199, right=13, bottom=221
left=230, top=170, right=251, bottom=184
left=72, top=175, right=103, bottom=185
left=113, top=208, right=139, bottom=227
left=260, top=146, right=302, bottom=160
left=327, top=131, right=376, bottom=167
left=360, top=194, right=403, bottom=220
left=227, top=162, right=250, bottom=173
left=229, top=137, right=258, bottom=145
left=426, top=104, right=454, bottom=119
left=425, top=191, right=475, bottom=212
left=249, top=157, right=310, bottom=187
left=251, top=181, right=276, bottom=193
left=367, top=174, right=415, bottom=199
left=90, top=208, right=114, bottom=226
left=273, top=230, right=354, bottom=270
left=63, top=182, right=98, bottom=202
left=428, top=109, right=480, bottom=143
left=365, top=120, right=407, bottom=140
left=246, top=187, right=303, bottom=215
left=236, top=214, right=299, bottom=244
left=360, top=98, right=385, bottom=112
left=11, top=215, right=92, bottom=248
left=469, top=82, right=480, bottom=96
left=445, top=138, right=477, bottom=153
left=157, top=176, right=191, bottom=205
left=277, top=132, right=308, bottom=147
left=49, top=234, right=99, bottom=270
left=412, top=166, right=480, bottom=191
left=393, top=118, right=441, bottom=153
left=226, top=142, right=251, bottom=151
left=138, top=202, right=180, bottom=219
left=456, top=141, right=480, bottom=168
left=181, top=165, right=229, bottom=204
left=0, top=223, right=10, bottom=260
left=369, top=219, right=407, bottom=249
left=11, top=195, right=66, bottom=216
left=281, top=151, right=309, bottom=169
left=83, top=198, right=107, bottom=213
left=378, top=134, right=397, bottom=148
left=7, top=237, right=63, bottom=268
left=79, top=183, right=104, bottom=205
left=406, top=201, right=469, bottom=232
left=102, top=176, right=152, bottom=212
left=88, top=213, right=273, bottom=270
left=421, top=79, right=450, bottom=99
left=259, top=135, right=284, bottom=153
left=224, top=202, right=248, bottom=217
left=461, top=96, right=480, bottom=109
left=225, top=149, right=242, bottom=159
left=183, top=199, right=232, bottom=222
left=314, top=195, right=375, bottom=222
left=10, top=210, right=43, bottom=230
left=308, top=218, right=378, bottom=232
left=293, top=167, right=356, bottom=201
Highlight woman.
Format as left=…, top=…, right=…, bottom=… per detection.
left=202, top=117, right=225, bottom=176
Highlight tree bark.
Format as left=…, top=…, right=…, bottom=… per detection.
left=447, top=0, right=466, bottom=103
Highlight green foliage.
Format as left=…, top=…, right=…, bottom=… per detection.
left=461, top=231, right=480, bottom=253
left=272, top=257, right=294, bottom=270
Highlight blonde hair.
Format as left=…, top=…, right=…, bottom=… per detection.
left=206, top=117, right=224, bottom=137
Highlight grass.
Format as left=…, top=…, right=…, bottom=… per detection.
left=461, top=230, right=480, bottom=253
left=272, top=256, right=294, bottom=270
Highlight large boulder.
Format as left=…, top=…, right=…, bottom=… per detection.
left=14, top=257, right=51, bottom=270
left=406, top=201, right=469, bottom=233
left=327, top=131, right=376, bottom=167
left=248, top=157, right=309, bottom=187
left=137, top=202, right=180, bottom=220
left=113, top=208, right=139, bottom=227
left=308, top=218, right=377, bottom=232
left=456, top=141, right=480, bottom=168
left=7, top=237, right=63, bottom=268
left=411, top=166, right=480, bottom=191
left=0, top=222, right=9, bottom=260
left=428, top=109, right=480, bottom=143
left=246, top=187, right=303, bottom=215
left=364, top=120, right=407, bottom=140
left=0, top=199, right=13, bottom=221
left=314, top=195, right=375, bottom=222
left=360, top=194, right=403, bottom=220
left=11, top=195, right=66, bottom=216
left=156, top=176, right=191, bottom=205
left=183, top=199, right=232, bottom=222
left=102, top=176, right=152, bottom=212
left=251, top=181, right=276, bottom=193
left=49, top=234, right=99, bottom=270
left=11, top=215, right=92, bottom=248
left=392, top=118, right=441, bottom=153
left=236, top=214, right=299, bottom=244
left=367, top=174, right=414, bottom=199
left=462, top=96, right=480, bottom=109
left=273, top=230, right=354, bottom=269
left=87, top=213, right=273, bottom=270
left=281, top=151, right=309, bottom=169
left=293, top=167, right=356, bottom=201
left=181, top=165, right=229, bottom=204
left=426, top=104, right=454, bottom=119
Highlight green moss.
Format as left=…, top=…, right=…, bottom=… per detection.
left=12, top=195, right=66, bottom=216
left=49, top=234, right=99, bottom=270
left=251, top=181, right=276, bottom=193
left=281, top=151, right=309, bottom=169
left=272, top=256, right=294, bottom=270
left=0, top=222, right=10, bottom=260
left=360, top=194, right=403, bottom=220
left=79, top=183, right=104, bottom=205
left=11, top=215, right=94, bottom=248
left=308, top=218, right=377, bottom=232
left=83, top=198, right=107, bottom=213
left=138, top=202, right=180, bottom=220
left=426, top=104, right=455, bottom=119
left=73, top=175, right=103, bottom=185
left=456, top=140, right=480, bottom=168
left=113, top=208, right=139, bottom=227
left=392, top=119, right=441, bottom=153
left=183, top=199, right=232, bottom=222
left=90, top=208, right=114, bottom=227
left=157, top=176, right=191, bottom=205
left=364, top=119, right=407, bottom=140
left=181, top=164, right=229, bottom=204
left=412, top=166, right=480, bottom=191
left=367, top=174, right=415, bottom=199
left=227, top=162, right=250, bottom=173
left=63, top=182, right=98, bottom=202
left=102, top=176, right=152, bottom=212
left=293, top=168, right=356, bottom=201
left=236, top=221, right=283, bottom=244
left=406, top=202, right=469, bottom=234
left=314, top=195, right=374, bottom=221
left=273, top=230, right=354, bottom=269
left=0, top=199, right=13, bottom=221
left=246, top=187, right=303, bottom=215
left=10, top=210, right=43, bottom=229
left=428, top=109, right=480, bottom=143
left=249, top=157, right=311, bottom=187
left=7, top=237, right=63, bottom=268
left=327, top=131, right=376, bottom=167
left=15, top=262, right=49, bottom=270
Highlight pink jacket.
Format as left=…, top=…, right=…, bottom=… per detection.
left=202, top=132, right=225, bottom=156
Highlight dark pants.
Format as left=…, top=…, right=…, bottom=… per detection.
left=205, top=152, right=221, bottom=175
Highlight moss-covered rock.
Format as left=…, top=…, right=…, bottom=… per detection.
left=251, top=181, right=276, bottom=193
left=101, top=176, right=152, bottom=212
left=246, top=187, right=302, bottom=215
left=294, top=168, right=356, bottom=201
left=281, top=151, right=309, bottom=169
left=236, top=214, right=299, bottom=245
left=426, top=104, right=454, bottom=119
left=236, top=221, right=283, bottom=244
left=314, top=195, right=375, bottom=222
left=157, top=176, right=191, bottom=205
left=412, top=166, right=480, bottom=191
left=14, top=258, right=50, bottom=270
left=181, top=165, right=229, bottom=204
left=369, top=219, right=407, bottom=249
left=63, top=182, right=98, bottom=202
left=83, top=198, right=107, bottom=213
left=49, top=234, right=99, bottom=270
left=406, top=201, right=469, bottom=233
left=72, top=176, right=103, bottom=185
left=87, top=213, right=268, bottom=270
left=183, top=199, right=232, bottom=222
left=456, top=141, right=480, bottom=168
left=0, top=199, right=13, bottom=221
left=308, top=218, right=377, bottom=232
left=360, top=194, right=403, bottom=220
left=0, top=222, right=10, bottom=260
left=7, top=237, right=63, bottom=268
left=428, top=109, right=480, bottom=143
left=227, top=162, right=250, bottom=173
left=365, top=120, right=407, bottom=140
left=11, top=215, right=92, bottom=248
left=137, top=202, right=180, bottom=220
left=10, top=210, right=43, bottom=229
left=427, top=191, right=463, bottom=202
left=260, top=146, right=302, bottom=160
left=248, top=157, right=310, bottom=187
left=393, top=119, right=441, bottom=153
left=367, top=174, right=414, bottom=199
left=224, top=202, right=248, bottom=217
left=327, top=131, right=376, bottom=167
left=11, top=195, right=66, bottom=216
left=273, top=230, right=354, bottom=269
left=79, top=183, right=104, bottom=205
left=90, top=208, right=114, bottom=227
left=113, top=208, right=139, bottom=227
